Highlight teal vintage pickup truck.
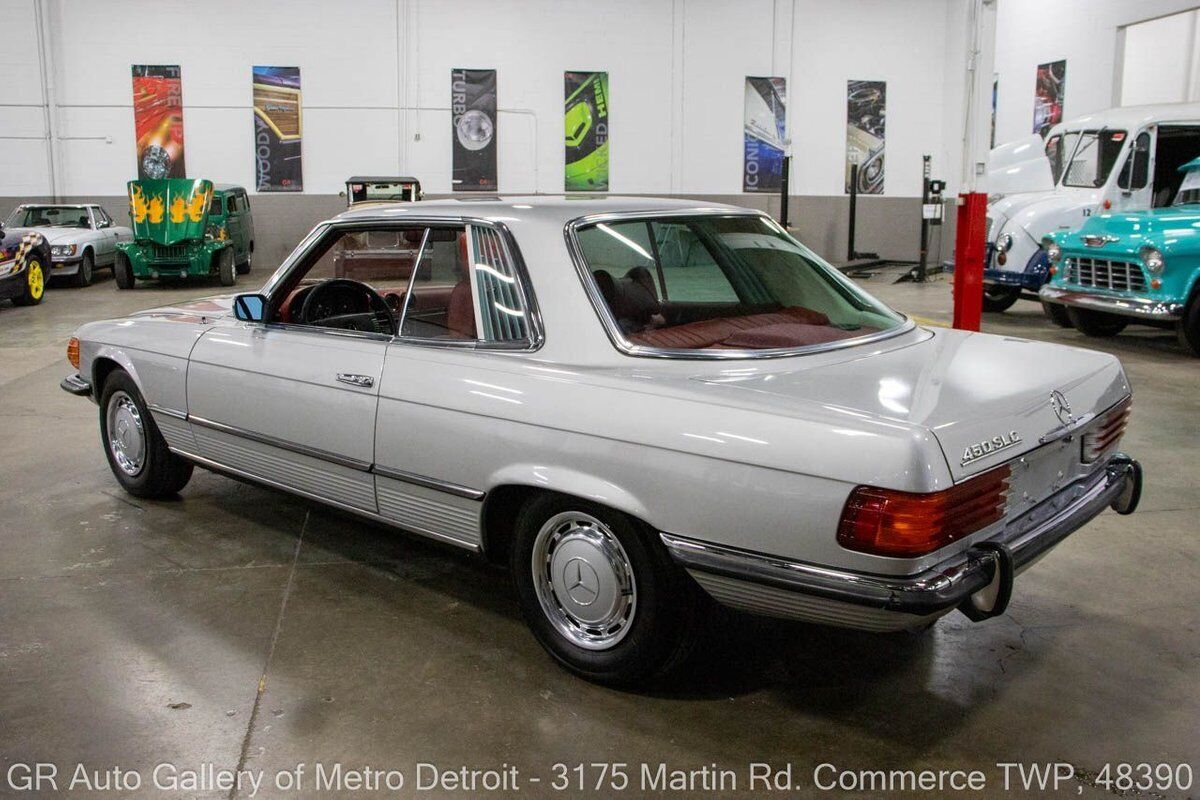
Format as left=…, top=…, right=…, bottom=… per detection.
left=1041, top=156, right=1200, bottom=355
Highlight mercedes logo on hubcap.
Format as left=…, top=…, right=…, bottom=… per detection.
left=562, top=557, right=600, bottom=606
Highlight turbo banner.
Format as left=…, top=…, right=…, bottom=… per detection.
left=132, top=65, right=185, bottom=180
left=743, top=77, right=786, bottom=193
left=565, top=72, right=609, bottom=191
left=846, top=79, right=886, bottom=195
left=1033, top=60, right=1066, bottom=136
left=451, top=68, right=498, bottom=191
left=253, top=66, right=303, bottom=192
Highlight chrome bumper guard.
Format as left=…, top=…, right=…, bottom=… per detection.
left=60, top=373, right=92, bottom=396
left=1039, top=285, right=1184, bottom=321
left=661, top=455, right=1141, bottom=621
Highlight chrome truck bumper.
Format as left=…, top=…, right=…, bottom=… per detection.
left=1039, top=285, right=1184, bottom=321
left=661, top=455, right=1142, bottom=632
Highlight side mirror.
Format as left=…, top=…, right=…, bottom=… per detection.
left=233, top=293, right=267, bottom=322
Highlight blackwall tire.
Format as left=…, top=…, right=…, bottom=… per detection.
left=75, top=251, right=94, bottom=287
left=982, top=285, right=1020, bottom=312
left=1178, top=294, right=1200, bottom=356
left=114, top=253, right=135, bottom=289
left=12, top=257, right=46, bottom=306
left=1066, top=307, right=1128, bottom=337
left=99, top=370, right=193, bottom=499
left=511, top=493, right=703, bottom=686
left=1041, top=300, right=1072, bottom=327
left=218, top=249, right=236, bottom=287
left=236, top=253, right=251, bottom=275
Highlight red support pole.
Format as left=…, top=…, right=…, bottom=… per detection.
left=952, top=191, right=988, bottom=331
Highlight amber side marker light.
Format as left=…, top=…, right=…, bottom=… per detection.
left=837, top=465, right=1011, bottom=557
left=67, top=337, right=80, bottom=369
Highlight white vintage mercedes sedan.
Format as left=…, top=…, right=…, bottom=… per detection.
left=61, top=198, right=1142, bottom=684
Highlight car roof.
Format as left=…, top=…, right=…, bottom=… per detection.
left=1048, top=102, right=1200, bottom=134
left=347, top=176, right=421, bottom=183
left=212, top=184, right=246, bottom=193
left=18, top=203, right=95, bottom=209
left=331, top=195, right=753, bottom=226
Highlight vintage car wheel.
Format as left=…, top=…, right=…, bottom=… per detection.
left=236, top=253, right=252, bottom=275
left=1041, top=300, right=1072, bottom=328
left=1178, top=294, right=1200, bottom=356
left=217, top=249, right=237, bottom=287
left=99, top=370, right=193, bottom=498
left=12, top=257, right=46, bottom=306
left=1067, top=307, right=1128, bottom=337
left=982, top=285, right=1020, bottom=312
left=114, top=253, right=135, bottom=289
left=511, top=494, right=702, bottom=685
left=74, top=251, right=95, bottom=287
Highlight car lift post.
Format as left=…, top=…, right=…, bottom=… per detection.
left=917, top=156, right=931, bottom=283
left=779, top=155, right=791, bottom=229
left=846, top=163, right=859, bottom=261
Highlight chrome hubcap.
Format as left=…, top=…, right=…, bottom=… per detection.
left=106, top=391, right=146, bottom=476
left=532, top=511, right=637, bottom=650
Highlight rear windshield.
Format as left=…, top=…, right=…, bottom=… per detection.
left=573, top=214, right=904, bottom=354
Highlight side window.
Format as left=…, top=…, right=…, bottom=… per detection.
left=209, top=195, right=222, bottom=217
left=226, top=196, right=238, bottom=215
left=1045, top=134, right=1064, bottom=184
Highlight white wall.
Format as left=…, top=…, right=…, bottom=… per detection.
left=1120, top=9, right=1200, bottom=105
left=1, top=0, right=964, bottom=199
left=992, top=0, right=1200, bottom=147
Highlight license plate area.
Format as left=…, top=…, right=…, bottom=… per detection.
left=1004, top=437, right=1085, bottom=516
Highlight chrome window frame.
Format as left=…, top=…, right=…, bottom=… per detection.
left=563, top=208, right=913, bottom=360
left=256, top=215, right=544, bottom=352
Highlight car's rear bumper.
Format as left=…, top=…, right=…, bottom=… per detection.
left=1039, top=285, right=1185, bottom=321
left=661, top=454, right=1142, bottom=632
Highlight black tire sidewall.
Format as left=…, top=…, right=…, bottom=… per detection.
left=1179, top=291, right=1200, bottom=355
left=1066, top=307, right=1127, bottom=337
left=98, top=371, right=182, bottom=497
left=114, top=253, right=134, bottom=289
left=511, top=493, right=695, bottom=685
left=1041, top=301, right=1072, bottom=327
left=982, top=285, right=1020, bottom=312
left=77, top=251, right=94, bottom=287
left=218, top=249, right=236, bottom=286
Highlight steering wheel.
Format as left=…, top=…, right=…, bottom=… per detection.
left=298, top=278, right=396, bottom=335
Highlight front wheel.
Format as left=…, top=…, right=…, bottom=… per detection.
left=982, top=285, right=1020, bottom=312
left=99, top=370, right=193, bottom=498
left=12, top=257, right=46, bottom=306
left=114, top=252, right=135, bottom=289
left=511, top=494, right=702, bottom=685
left=1178, top=293, right=1200, bottom=356
left=74, top=250, right=94, bottom=287
left=236, top=252, right=251, bottom=275
left=1041, top=300, right=1072, bottom=327
left=217, top=249, right=237, bottom=287
left=1067, top=307, right=1128, bottom=337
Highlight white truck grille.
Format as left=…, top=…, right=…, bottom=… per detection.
left=1063, top=257, right=1147, bottom=292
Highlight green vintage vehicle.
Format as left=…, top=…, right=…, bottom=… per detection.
left=1040, top=156, right=1200, bottom=356
left=114, top=179, right=254, bottom=289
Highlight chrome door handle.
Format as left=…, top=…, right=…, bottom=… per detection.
left=336, top=373, right=374, bottom=388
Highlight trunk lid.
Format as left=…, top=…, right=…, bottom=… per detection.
left=693, top=327, right=1130, bottom=482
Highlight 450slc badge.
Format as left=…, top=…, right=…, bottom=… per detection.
left=961, top=430, right=1023, bottom=467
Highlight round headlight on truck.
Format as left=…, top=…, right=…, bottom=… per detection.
left=1041, top=237, right=1062, bottom=265
left=996, top=232, right=1014, bottom=253
left=1139, top=246, right=1164, bottom=274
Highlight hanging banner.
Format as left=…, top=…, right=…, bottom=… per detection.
left=564, top=71, right=609, bottom=191
left=451, top=68, right=498, bottom=191
left=1033, top=60, right=1066, bottom=136
left=846, top=79, right=886, bottom=195
left=132, top=65, right=185, bottom=180
left=743, top=77, right=786, bottom=192
left=252, top=66, right=303, bottom=192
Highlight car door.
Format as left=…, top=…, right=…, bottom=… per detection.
left=373, top=222, right=540, bottom=549
left=89, top=207, right=118, bottom=265
left=1113, top=129, right=1154, bottom=211
left=183, top=222, right=406, bottom=513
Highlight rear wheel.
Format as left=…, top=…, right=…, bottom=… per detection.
left=99, top=370, right=193, bottom=498
left=12, top=257, right=46, bottom=306
left=1177, top=293, right=1200, bottom=356
left=982, top=285, right=1020, bottom=312
left=236, top=252, right=251, bottom=275
left=114, top=252, right=135, bottom=289
left=74, top=250, right=94, bottom=287
left=511, top=493, right=702, bottom=685
left=217, top=249, right=236, bottom=287
left=1067, top=307, right=1128, bottom=337
left=1041, top=300, right=1072, bottom=327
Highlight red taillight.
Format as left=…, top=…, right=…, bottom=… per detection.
left=837, top=466, right=1010, bottom=557
left=1082, top=398, right=1131, bottom=463
left=67, top=337, right=80, bottom=369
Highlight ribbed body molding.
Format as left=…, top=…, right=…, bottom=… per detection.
left=376, top=477, right=480, bottom=547
left=151, top=412, right=194, bottom=451
left=192, top=426, right=376, bottom=512
left=687, top=571, right=943, bottom=632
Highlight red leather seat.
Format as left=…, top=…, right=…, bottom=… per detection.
left=445, top=233, right=476, bottom=338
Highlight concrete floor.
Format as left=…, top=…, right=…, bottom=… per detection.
left=1, top=269, right=1197, bottom=799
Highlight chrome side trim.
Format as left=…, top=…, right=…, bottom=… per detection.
left=371, top=465, right=485, bottom=501
left=147, top=403, right=187, bottom=420
left=187, top=414, right=372, bottom=472
left=662, top=454, right=1140, bottom=617
left=1039, top=285, right=1185, bottom=320
left=562, top=209, right=915, bottom=360
left=170, top=447, right=481, bottom=552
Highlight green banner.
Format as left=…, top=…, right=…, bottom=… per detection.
left=565, top=72, right=609, bottom=191
left=126, top=178, right=213, bottom=245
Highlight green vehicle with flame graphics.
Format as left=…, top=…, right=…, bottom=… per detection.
left=115, top=178, right=254, bottom=289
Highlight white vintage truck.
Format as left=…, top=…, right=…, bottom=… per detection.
left=982, top=103, right=1200, bottom=321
